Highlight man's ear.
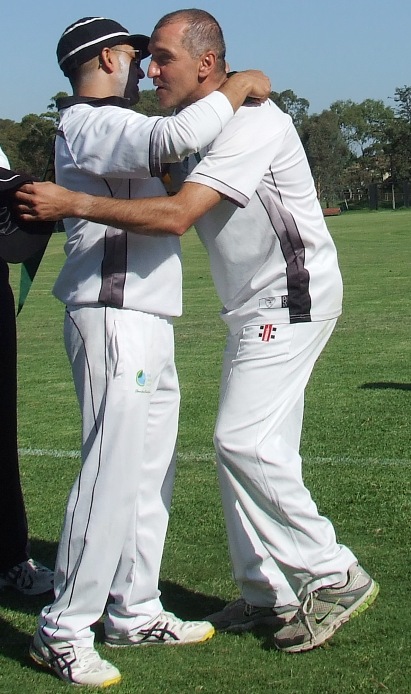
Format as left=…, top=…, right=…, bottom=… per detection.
left=98, top=47, right=115, bottom=73
left=198, top=51, right=216, bottom=78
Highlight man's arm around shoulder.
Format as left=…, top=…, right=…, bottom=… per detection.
left=15, top=180, right=223, bottom=236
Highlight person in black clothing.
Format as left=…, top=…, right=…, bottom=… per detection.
left=0, top=145, right=53, bottom=595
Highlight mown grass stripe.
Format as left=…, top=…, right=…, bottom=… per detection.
left=18, top=447, right=411, bottom=466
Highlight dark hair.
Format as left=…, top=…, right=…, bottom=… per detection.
left=153, top=9, right=226, bottom=73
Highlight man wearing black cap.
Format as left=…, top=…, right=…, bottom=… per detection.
left=25, top=16, right=270, bottom=688
left=0, top=146, right=54, bottom=597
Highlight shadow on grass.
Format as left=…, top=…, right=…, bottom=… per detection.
left=0, top=543, right=228, bottom=659
left=360, top=382, right=411, bottom=391
left=92, top=582, right=228, bottom=644
left=28, top=537, right=58, bottom=573
left=0, top=613, right=34, bottom=667
left=159, top=580, right=226, bottom=620
left=153, top=583, right=281, bottom=653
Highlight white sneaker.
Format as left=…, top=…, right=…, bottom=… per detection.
left=105, top=610, right=215, bottom=647
left=274, top=564, right=379, bottom=653
left=0, top=558, right=53, bottom=595
left=30, top=630, right=121, bottom=687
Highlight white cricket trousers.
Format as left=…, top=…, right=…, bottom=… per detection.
left=40, top=306, right=179, bottom=646
left=214, top=319, right=356, bottom=608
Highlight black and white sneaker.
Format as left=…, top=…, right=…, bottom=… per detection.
left=105, top=610, right=215, bottom=647
left=30, top=630, right=121, bottom=687
left=0, top=558, right=53, bottom=595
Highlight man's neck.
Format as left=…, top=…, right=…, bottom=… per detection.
left=179, top=75, right=226, bottom=110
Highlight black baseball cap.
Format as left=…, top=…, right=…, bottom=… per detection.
left=57, top=16, right=150, bottom=77
left=0, top=168, right=54, bottom=264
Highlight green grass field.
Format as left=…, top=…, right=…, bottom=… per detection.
left=1, top=209, right=410, bottom=693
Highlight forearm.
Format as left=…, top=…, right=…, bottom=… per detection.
left=68, top=191, right=189, bottom=236
left=15, top=181, right=223, bottom=234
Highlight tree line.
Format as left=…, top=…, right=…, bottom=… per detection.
left=1, top=86, right=410, bottom=208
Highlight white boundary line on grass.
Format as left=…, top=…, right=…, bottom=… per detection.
left=18, top=447, right=411, bottom=466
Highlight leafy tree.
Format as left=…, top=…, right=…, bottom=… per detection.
left=133, top=90, right=173, bottom=117
left=330, top=98, right=397, bottom=195
left=17, top=113, right=56, bottom=177
left=270, top=89, right=309, bottom=132
left=330, top=98, right=394, bottom=158
left=382, top=86, right=411, bottom=185
left=0, top=118, right=23, bottom=168
left=300, top=109, right=352, bottom=205
left=393, top=85, right=411, bottom=123
left=44, top=91, right=69, bottom=125
left=381, top=112, right=411, bottom=183
left=0, top=93, right=68, bottom=177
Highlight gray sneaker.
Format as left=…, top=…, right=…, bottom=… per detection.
left=274, top=564, right=379, bottom=653
left=207, top=598, right=297, bottom=633
left=0, top=558, right=53, bottom=595
left=105, top=610, right=215, bottom=647
left=30, top=630, right=121, bottom=687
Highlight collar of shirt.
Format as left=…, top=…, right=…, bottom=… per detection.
left=57, top=95, right=131, bottom=111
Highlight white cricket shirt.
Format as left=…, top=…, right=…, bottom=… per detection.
left=53, top=92, right=234, bottom=317
left=181, top=99, right=343, bottom=333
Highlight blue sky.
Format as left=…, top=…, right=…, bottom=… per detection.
left=1, top=0, right=410, bottom=122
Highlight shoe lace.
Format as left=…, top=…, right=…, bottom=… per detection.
left=26, top=558, right=50, bottom=575
left=78, top=648, right=107, bottom=672
left=298, top=592, right=316, bottom=641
